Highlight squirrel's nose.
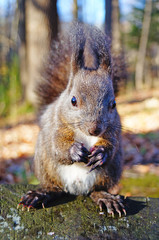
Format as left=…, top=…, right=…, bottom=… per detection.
left=88, top=122, right=101, bottom=136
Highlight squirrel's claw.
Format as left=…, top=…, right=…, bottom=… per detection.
left=91, top=191, right=126, bottom=217
left=87, top=146, right=108, bottom=171
left=70, top=142, right=89, bottom=163
left=98, top=197, right=126, bottom=217
left=88, top=154, right=107, bottom=172
left=17, top=190, right=50, bottom=211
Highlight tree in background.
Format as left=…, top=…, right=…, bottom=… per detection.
left=105, top=0, right=112, bottom=36
left=105, top=0, right=127, bottom=94
left=0, top=1, right=20, bottom=117
left=18, top=0, right=58, bottom=104
left=135, top=0, right=152, bottom=90
left=73, top=0, right=83, bottom=22
left=73, top=0, right=78, bottom=19
left=1, top=0, right=159, bottom=118
left=125, top=0, right=159, bottom=89
left=18, top=0, right=27, bottom=101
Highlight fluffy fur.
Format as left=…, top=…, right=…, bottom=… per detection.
left=19, top=23, right=126, bottom=217
left=36, top=22, right=124, bottom=106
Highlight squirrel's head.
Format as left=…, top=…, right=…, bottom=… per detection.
left=60, top=23, right=120, bottom=137
left=61, top=67, right=118, bottom=137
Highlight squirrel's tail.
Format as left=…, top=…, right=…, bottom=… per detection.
left=36, top=31, right=72, bottom=106
left=36, top=22, right=126, bottom=107
left=112, top=53, right=127, bottom=96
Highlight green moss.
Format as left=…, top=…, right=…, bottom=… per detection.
left=1, top=184, right=159, bottom=239
left=120, top=173, right=159, bottom=197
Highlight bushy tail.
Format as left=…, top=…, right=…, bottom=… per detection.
left=36, top=22, right=126, bottom=107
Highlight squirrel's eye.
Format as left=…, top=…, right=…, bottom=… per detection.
left=112, top=100, right=116, bottom=109
left=110, top=99, right=116, bottom=109
left=71, top=96, right=77, bottom=107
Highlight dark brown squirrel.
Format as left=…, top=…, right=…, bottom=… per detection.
left=18, top=22, right=126, bottom=217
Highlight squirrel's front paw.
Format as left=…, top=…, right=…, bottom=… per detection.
left=69, top=142, right=89, bottom=163
left=87, top=146, right=107, bottom=171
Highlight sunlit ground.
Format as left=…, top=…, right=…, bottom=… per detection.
left=118, top=89, right=159, bottom=197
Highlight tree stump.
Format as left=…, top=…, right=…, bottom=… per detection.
left=0, top=184, right=159, bottom=239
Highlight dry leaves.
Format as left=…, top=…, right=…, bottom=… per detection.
left=0, top=122, right=39, bottom=183
left=0, top=123, right=39, bottom=160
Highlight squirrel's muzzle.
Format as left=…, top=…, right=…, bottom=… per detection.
left=88, top=122, right=102, bottom=136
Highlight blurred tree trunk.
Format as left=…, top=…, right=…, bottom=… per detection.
left=105, top=0, right=127, bottom=94
left=135, top=0, right=152, bottom=90
left=105, top=0, right=121, bottom=52
left=18, top=0, right=27, bottom=101
left=111, top=0, right=121, bottom=54
left=18, top=0, right=58, bottom=104
left=25, top=0, right=49, bottom=103
left=144, top=60, right=152, bottom=88
left=45, top=0, right=58, bottom=42
left=105, top=0, right=112, bottom=37
left=73, top=0, right=78, bottom=20
left=72, top=0, right=83, bottom=22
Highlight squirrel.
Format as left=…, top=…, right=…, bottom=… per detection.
left=18, top=22, right=126, bottom=217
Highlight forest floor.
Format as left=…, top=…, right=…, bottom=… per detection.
left=0, top=89, right=159, bottom=197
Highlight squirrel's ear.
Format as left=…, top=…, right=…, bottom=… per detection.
left=66, top=55, right=79, bottom=93
left=71, top=43, right=99, bottom=72
left=71, top=47, right=84, bottom=75
left=67, top=49, right=84, bottom=93
left=70, top=54, right=79, bottom=76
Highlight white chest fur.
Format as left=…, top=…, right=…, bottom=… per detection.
left=57, top=163, right=97, bottom=195
left=74, top=129, right=99, bottom=150
left=57, top=130, right=100, bottom=195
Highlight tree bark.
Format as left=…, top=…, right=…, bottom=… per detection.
left=18, top=0, right=58, bottom=104
left=135, top=0, right=152, bottom=90
left=105, top=0, right=112, bottom=37
left=47, top=0, right=58, bottom=42
left=73, top=0, right=78, bottom=20
left=18, top=0, right=28, bottom=101
left=25, top=0, right=50, bottom=103
left=111, top=0, right=121, bottom=54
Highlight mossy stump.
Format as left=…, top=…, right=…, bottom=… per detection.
left=0, top=184, right=159, bottom=240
